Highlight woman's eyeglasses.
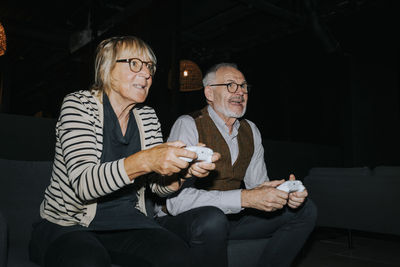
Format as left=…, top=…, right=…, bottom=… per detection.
left=116, top=58, right=156, bottom=76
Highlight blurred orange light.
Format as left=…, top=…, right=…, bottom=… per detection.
left=0, top=22, right=6, bottom=56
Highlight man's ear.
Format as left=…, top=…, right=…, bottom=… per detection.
left=204, top=86, right=214, bottom=102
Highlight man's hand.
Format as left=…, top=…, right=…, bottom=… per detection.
left=166, top=150, right=220, bottom=191
left=184, top=151, right=221, bottom=178
left=241, top=180, right=288, bottom=212
left=182, top=143, right=221, bottom=179
left=287, top=174, right=308, bottom=209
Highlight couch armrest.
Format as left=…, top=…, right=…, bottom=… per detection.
left=0, top=210, right=8, bottom=267
left=304, top=173, right=400, bottom=235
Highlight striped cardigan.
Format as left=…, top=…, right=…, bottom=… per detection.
left=40, top=90, right=173, bottom=227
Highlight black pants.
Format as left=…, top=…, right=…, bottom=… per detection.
left=43, top=228, right=192, bottom=267
left=157, top=200, right=317, bottom=267
left=156, top=206, right=229, bottom=267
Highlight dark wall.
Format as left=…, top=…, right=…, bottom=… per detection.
left=0, top=112, right=341, bottom=179
left=263, top=139, right=342, bottom=179
left=1, top=1, right=399, bottom=169
left=346, top=59, right=400, bottom=167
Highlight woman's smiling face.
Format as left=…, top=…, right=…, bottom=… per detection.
left=109, top=51, right=153, bottom=107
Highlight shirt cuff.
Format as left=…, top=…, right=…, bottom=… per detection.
left=220, top=189, right=242, bottom=214
left=119, top=158, right=133, bottom=184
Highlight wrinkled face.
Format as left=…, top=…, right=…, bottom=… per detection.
left=109, top=50, right=153, bottom=106
left=205, top=66, right=248, bottom=121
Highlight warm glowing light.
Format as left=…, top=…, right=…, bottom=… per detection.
left=0, top=22, right=6, bottom=56
left=168, top=59, right=203, bottom=91
left=179, top=60, right=203, bottom=92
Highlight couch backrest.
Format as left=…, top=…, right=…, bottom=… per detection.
left=0, top=113, right=56, bottom=161
left=304, top=166, right=400, bottom=236
left=373, top=166, right=400, bottom=176
left=308, top=166, right=372, bottom=176
left=0, top=159, right=52, bottom=261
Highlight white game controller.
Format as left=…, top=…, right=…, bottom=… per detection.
left=180, top=146, right=213, bottom=163
left=276, top=180, right=305, bottom=193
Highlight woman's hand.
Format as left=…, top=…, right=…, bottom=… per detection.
left=124, top=141, right=197, bottom=179
left=145, top=141, right=201, bottom=176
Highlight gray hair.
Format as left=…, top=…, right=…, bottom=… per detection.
left=202, top=62, right=239, bottom=87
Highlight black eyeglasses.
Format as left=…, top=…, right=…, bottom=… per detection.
left=115, top=58, right=156, bottom=76
left=209, top=82, right=251, bottom=93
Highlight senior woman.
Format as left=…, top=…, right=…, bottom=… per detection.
left=29, top=36, right=219, bottom=267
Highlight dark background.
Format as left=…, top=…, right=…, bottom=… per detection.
left=0, top=0, right=399, bottom=171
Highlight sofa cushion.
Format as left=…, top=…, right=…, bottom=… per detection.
left=0, top=158, right=270, bottom=267
left=0, top=159, right=52, bottom=266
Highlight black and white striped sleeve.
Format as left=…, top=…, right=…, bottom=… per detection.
left=58, top=94, right=131, bottom=201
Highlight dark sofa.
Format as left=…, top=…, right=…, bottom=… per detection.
left=0, top=158, right=269, bottom=267
left=0, top=113, right=270, bottom=267
left=0, top=159, right=52, bottom=267
left=304, top=166, right=400, bottom=236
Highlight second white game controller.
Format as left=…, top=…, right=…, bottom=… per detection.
left=276, top=180, right=305, bottom=193
left=180, top=146, right=213, bottom=163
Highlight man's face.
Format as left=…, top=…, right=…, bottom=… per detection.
left=206, top=66, right=248, bottom=122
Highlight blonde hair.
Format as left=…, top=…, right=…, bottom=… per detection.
left=91, top=36, right=157, bottom=95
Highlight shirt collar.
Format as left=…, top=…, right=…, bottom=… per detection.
left=207, top=105, right=240, bottom=137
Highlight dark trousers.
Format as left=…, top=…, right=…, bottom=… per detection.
left=157, top=200, right=317, bottom=267
left=43, top=228, right=192, bottom=267
left=156, top=206, right=229, bottom=267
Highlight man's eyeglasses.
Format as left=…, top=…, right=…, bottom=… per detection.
left=209, top=82, right=251, bottom=94
left=115, top=58, right=156, bottom=76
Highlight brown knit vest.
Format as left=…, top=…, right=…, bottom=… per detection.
left=190, top=107, right=254, bottom=191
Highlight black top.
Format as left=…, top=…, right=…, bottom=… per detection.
left=89, top=93, right=160, bottom=230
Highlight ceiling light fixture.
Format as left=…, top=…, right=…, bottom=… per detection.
left=179, top=60, right=203, bottom=92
